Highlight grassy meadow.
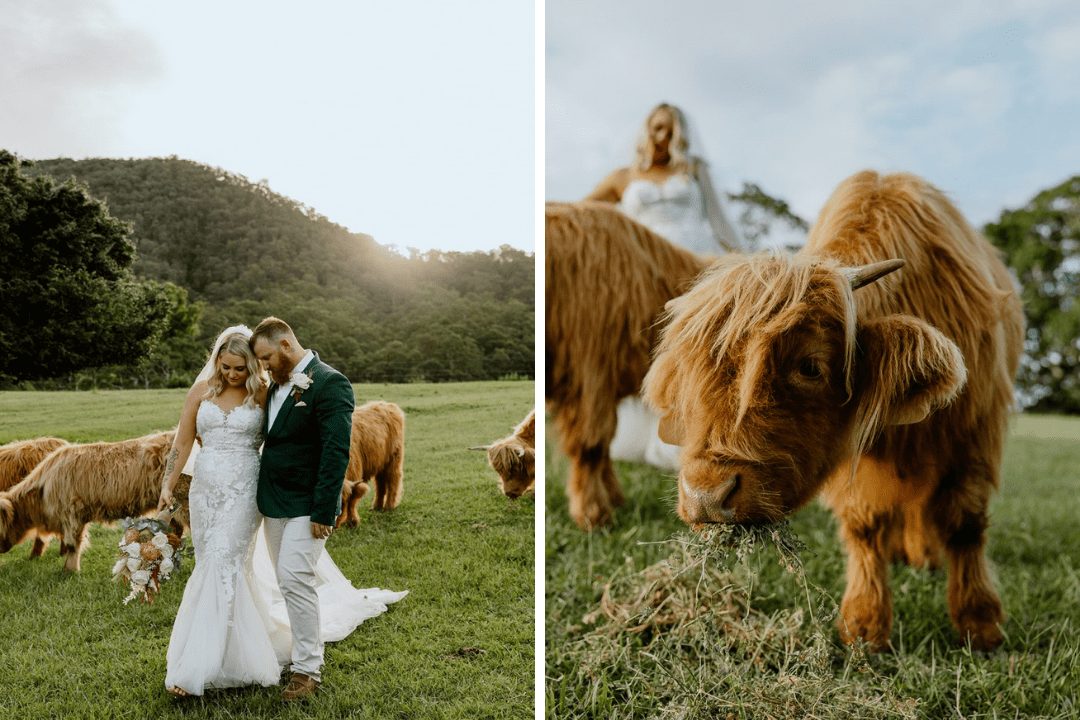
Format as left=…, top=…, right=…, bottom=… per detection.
left=0, top=381, right=535, bottom=720
left=546, top=414, right=1080, bottom=719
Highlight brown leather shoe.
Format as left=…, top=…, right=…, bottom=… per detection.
left=281, top=672, right=320, bottom=702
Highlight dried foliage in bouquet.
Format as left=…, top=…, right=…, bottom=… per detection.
left=112, top=504, right=187, bottom=605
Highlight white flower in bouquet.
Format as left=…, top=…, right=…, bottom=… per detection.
left=112, top=557, right=128, bottom=575
left=160, top=544, right=174, bottom=559
left=124, top=542, right=142, bottom=559
left=151, top=532, right=169, bottom=549
left=131, top=569, right=151, bottom=586
left=126, top=557, right=141, bottom=573
left=160, top=557, right=175, bottom=576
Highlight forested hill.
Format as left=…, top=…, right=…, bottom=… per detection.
left=25, top=157, right=534, bottom=384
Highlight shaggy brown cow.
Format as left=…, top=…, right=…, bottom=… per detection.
left=0, top=431, right=191, bottom=572
left=643, top=170, right=1023, bottom=651
left=0, top=437, right=69, bottom=557
left=336, top=401, right=405, bottom=528
left=473, top=409, right=536, bottom=499
left=546, top=201, right=707, bottom=528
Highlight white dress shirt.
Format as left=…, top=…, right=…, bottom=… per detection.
left=268, top=350, right=315, bottom=429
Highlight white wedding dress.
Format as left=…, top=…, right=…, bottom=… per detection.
left=165, top=400, right=407, bottom=695
left=611, top=174, right=725, bottom=470
left=619, top=174, right=719, bottom=256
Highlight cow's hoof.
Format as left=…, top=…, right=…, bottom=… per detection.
left=570, top=498, right=613, bottom=531
left=838, top=597, right=892, bottom=652
left=954, top=599, right=1004, bottom=652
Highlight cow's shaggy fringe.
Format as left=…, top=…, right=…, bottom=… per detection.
left=566, top=526, right=919, bottom=719
left=0, top=431, right=189, bottom=572
left=337, top=401, right=405, bottom=527
left=545, top=201, right=707, bottom=529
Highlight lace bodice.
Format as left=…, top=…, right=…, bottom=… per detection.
left=196, top=400, right=264, bottom=453
left=619, top=174, right=717, bottom=255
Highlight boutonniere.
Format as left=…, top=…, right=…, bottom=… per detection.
left=290, top=370, right=314, bottom=405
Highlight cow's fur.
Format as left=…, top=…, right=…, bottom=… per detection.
left=337, top=401, right=405, bottom=527
left=643, top=170, right=1023, bottom=651
left=0, top=431, right=191, bottom=572
left=546, top=201, right=707, bottom=528
left=0, top=437, right=69, bottom=557
left=484, top=410, right=536, bottom=499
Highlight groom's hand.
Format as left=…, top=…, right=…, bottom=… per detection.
left=311, top=522, right=333, bottom=540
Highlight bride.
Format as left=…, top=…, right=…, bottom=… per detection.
left=587, top=102, right=743, bottom=469
left=156, top=325, right=406, bottom=698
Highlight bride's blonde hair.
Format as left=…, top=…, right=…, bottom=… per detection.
left=202, top=333, right=267, bottom=403
left=635, top=102, right=691, bottom=172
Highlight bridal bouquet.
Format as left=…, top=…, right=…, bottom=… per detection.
left=112, top=510, right=186, bottom=605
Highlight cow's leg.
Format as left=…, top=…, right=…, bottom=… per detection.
left=29, top=532, right=49, bottom=559
left=836, top=510, right=895, bottom=651
left=930, top=463, right=1004, bottom=651
left=378, top=448, right=404, bottom=510
left=348, top=482, right=368, bottom=526
left=555, top=397, right=622, bottom=531
left=62, top=524, right=87, bottom=573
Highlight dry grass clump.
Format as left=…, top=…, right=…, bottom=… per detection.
left=565, top=523, right=918, bottom=720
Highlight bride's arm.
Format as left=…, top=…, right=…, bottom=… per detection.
left=584, top=167, right=631, bottom=203
left=158, top=382, right=205, bottom=510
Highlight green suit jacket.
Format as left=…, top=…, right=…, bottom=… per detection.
left=258, top=352, right=355, bottom=526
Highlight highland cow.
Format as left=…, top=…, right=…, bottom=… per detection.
left=336, top=401, right=405, bottom=528
left=474, top=409, right=536, bottom=499
left=0, top=431, right=191, bottom=572
left=643, top=171, right=1023, bottom=651
left=0, top=437, right=69, bottom=557
left=546, top=201, right=707, bottom=528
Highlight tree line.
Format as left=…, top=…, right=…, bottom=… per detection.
left=3, top=152, right=532, bottom=387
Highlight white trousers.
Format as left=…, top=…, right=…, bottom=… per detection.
left=262, top=516, right=327, bottom=680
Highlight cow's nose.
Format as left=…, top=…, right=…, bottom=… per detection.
left=680, top=473, right=739, bottom=523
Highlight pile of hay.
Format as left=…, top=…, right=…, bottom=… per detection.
left=565, top=523, right=919, bottom=720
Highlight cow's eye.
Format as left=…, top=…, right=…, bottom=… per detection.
left=798, top=358, right=823, bottom=379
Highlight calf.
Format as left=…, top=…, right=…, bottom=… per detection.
left=337, top=401, right=405, bottom=527
left=0, top=437, right=68, bottom=557
left=546, top=201, right=707, bottom=528
left=474, top=409, right=536, bottom=499
left=643, top=171, right=1023, bottom=651
left=0, top=431, right=191, bottom=572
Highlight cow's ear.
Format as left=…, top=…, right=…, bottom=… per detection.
left=855, top=315, right=967, bottom=430
left=657, top=413, right=685, bottom=445
left=643, top=341, right=686, bottom=446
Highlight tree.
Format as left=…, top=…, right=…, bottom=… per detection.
left=727, top=182, right=809, bottom=250
left=984, top=176, right=1080, bottom=413
left=0, top=151, right=179, bottom=382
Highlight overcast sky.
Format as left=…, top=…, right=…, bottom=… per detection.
left=2, top=0, right=534, bottom=252
left=547, top=0, right=1080, bottom=240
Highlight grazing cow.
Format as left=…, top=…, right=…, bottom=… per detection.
left=0, top=431, right=191, bottom=572
left=643, top=171, right=1023, bottom=651
left=546, top=201, right=707, bottom=529
left=337, top=401, right=405, bottom=528
left=0, top=437, right=69, bottom=557
left=473, top=409, right=536, bottom=499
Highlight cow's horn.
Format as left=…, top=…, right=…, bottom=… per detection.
left=845, top=259, right=906, bottom=290
left=468, top=445, right=491, bottom=451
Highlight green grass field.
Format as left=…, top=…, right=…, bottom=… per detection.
left=0, top=381, right=535, bottom=720
left=546, top=413, right=1080, bottom=719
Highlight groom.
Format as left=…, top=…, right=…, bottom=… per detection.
left=250, top=316, right=355, bottom=702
